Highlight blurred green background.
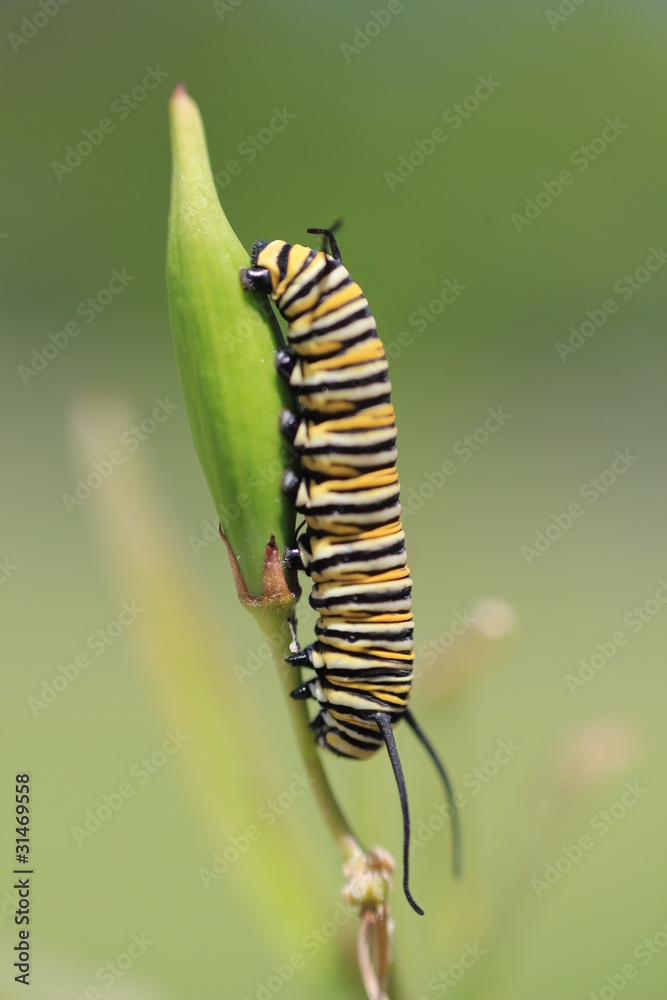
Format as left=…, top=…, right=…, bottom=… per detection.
left=2, top=1, right=666, bottom=998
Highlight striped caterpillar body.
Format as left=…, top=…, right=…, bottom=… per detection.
left=241, top=228, right=460, bottom=913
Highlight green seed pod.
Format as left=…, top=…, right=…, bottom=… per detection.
left=167, top=85, right=296, bottom=598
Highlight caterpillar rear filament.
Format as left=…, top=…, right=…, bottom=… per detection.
left=241, top=227, right=461, bottom=914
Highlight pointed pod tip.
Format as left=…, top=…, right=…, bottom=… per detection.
left=219, top=525, right=254, bottom=606
left=168, top=83, right=196, bottom=124
left=262, top=538, right=295, bottom=604
left=218, top=527, right=298, bottom=609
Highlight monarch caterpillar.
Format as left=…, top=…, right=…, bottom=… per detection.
left=241, top=227, right=460, bottom=914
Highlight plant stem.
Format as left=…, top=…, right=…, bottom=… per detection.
left=226, top=534, right=363, bottom=864
left=264, top=611, right=361, bottom=862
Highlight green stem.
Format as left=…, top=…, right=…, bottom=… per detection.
left=226, top=534, right=364, bottom=865
left=261, top=609, right=362, bottom=862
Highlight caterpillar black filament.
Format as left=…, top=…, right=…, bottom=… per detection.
left=241, top=227, right=460, bottom=914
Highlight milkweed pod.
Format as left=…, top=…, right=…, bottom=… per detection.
left=166, top=86, right=297, bottom=597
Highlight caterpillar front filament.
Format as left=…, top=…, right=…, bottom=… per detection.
left=241, top=228, right=461, bottom=914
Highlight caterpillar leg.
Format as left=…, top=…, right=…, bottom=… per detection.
left=289, top=672, right=324, bottom=703
left=284, top=533, right=311, bottom=574
left=275, top=348, right=297, bottom=380
left=285, top=644, right=314, bottom=669
left=286, top=645, right=323, bottom=703
left=240, top=266, right=272, bottom=293
left=284, top=546, right=304, bottom=570
left=279, top=408, right=299, bottom=444
left=373, top=712, right=424, bottom=916
left=290, top=683, right=312, bottom=700
left=281, top=469, right=301, bottom=505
